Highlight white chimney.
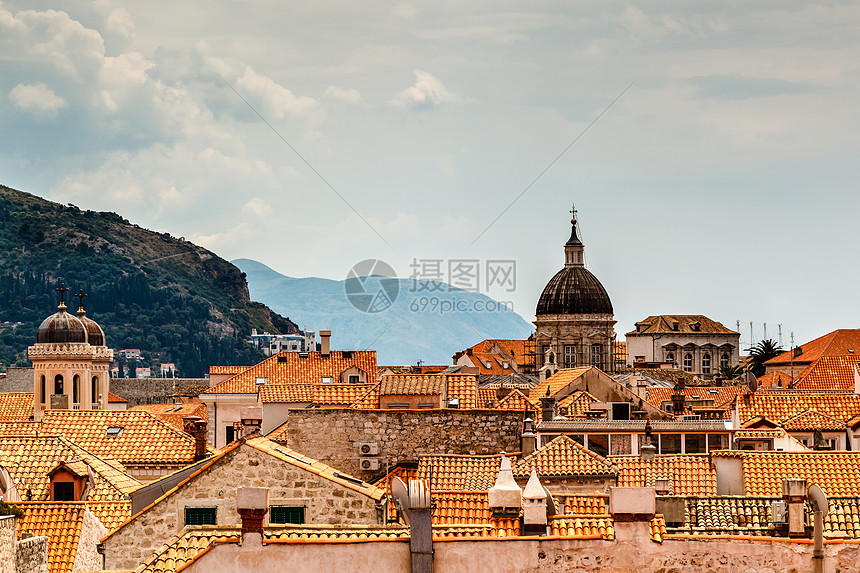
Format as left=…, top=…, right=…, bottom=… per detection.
left=522, top=470, right=548, bottom=530
left=488, top=455, right=522, bottom=512
left=320, top=330, right=331, bottom=357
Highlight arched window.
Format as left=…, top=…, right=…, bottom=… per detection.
left=92, top=376, right=98, bottom=406
left=720, top=353, right=729, bottom=368
left=683, top=353, right=693, bottom=372
left=702, top=353, right=711, bottom=374
left=54, top=375, right=64, bottom=395
left=40, top=375, right=46, bottom=404
left=73, top=375, right=80, bottom=405
left=666, top=352, right=675, bottom=364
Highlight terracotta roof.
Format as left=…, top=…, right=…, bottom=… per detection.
left=549, top=515, right=614, bottom=539
left=711, top=450, right=860, bottom=497
left=611, top=454, right=716, bottom=496
left=14, top=501, right=131, bottom=573
left=418, top=453, right=516, bottom=492
left=780, top=410, right=847, bottom=431
left=825, top=497, right=860, bottom=539
left=378, top=375, right=444, bottom=396
left=477, top=387, right=497, bottom=408
left=627, top=315, right=738, bottom=336
left=244, top=436, right=385, bottom=500
left=496, top=389, right=539, bottom=412
left=347, top=381, right=382, bottom=409
left=433, top=491, right=492, bottom=524
left=557, top=494, right=608, bottom=515
left=265, top=419, right=289, bottom=444
left=556, top=390, right=598, bottom=418
left=0, top=392, right=33, bottom=422
left=733, top=429, right=787, bottom=440
left=0, top=435, right=141, bottom=501
left=208, top=365, right=247, bottom=376
left=205, top=351, right=377, bottom=394
left=39, top=410, right=198, bottom=465
left=793, top=355, right=860, bottom=391
left=642, top=386, right=746, bottom=412
left=650, top=516, right=667, bottom=543
left=128, top=402, right=207, bottom=430
left=455, top=339, right=532, bottom=369
left=108, top=391, right=127, bottom=403
left=684, top=497, right=777, bottom=536
left=445, top=375, right=477, bottom=409
left=0, top=421, right=40, bottom=435
left=766, top=329, right=860, bottom=366
left=515, top=436, right=617, bottom=478
left=756, top=370, right=795, bottom=389
left=136, top=525, right=241, bottom=573
left=737, top=391, right=860, bottom=427
left=259, top=383, right=375, bottom=406
left=529, top=367, right=592, bottom=400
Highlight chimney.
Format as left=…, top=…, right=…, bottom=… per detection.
left=521, top=418, right=537, bottom=457
left=488, top=455, right=522, bottom=513
left=408, top=479, right=433, bottom=573
left=522, top=470, right=548, bottom=535
left=539, top=390, right=557, bottom=422
left=671, top=381, right=685, bottom=415
left=237, top=487, right=269, bottom=546
left=320, top=330, right=331, bottom=357
left=240, top=407, right=263, bottom=437
left=782, top=478, right=807, bottom=536
left=640, top=418, right=656, bottom=461
left=183, top=416, right=208, bottom=461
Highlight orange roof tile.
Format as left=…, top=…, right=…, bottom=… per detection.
left=557, top=494, right=608, bottom=516
left=766, top=329, right=860, bottom=366
left=793, top=355, right=860, bottom=391
left=780, top=410, right=847, bottom=431
left=107, top=391, right=127, bottom=403
left=208, top=365, right=248, bottom=376
left=0, top=435, right=141, bottom=501
left=128, top=402, right=207, bottom=431
left=529, top=367, right=592, bottom=400
left=642, top=386, right=746, bottom=412
left=432, top=491, right=492, bottom=525
left=39, top=410, right=198, bottom=466
left=445, top=375, right=477, bottom=409
left=0, top=392, right=33, bottom=422
left=738, top=390, right=860, bottom=427
left=756, top=370, right=795, bottom=389
left=205, top=351, right=377, bottom=394
left=612, top=454, right=716, bottom=496
left=627, top=315, right=738, bottom=336
left=348, top=381, right=382, bottom=409
left=711, top=450, right=860, bottom=497
left=556, top=390, right=598, bottom=418
left=515, top=436, right=617, bottom=478
left=477, top=388, right=497, bottom=408
left=259, top=383, right=375, bottom=406
left=496, top=389, right=539, bottom=412
left=455, top=339, right=532, bottom=370
left=549, top=515, right=614, bottom=539
left=14, top=501, right=132, bottom=573
left=136, top=525, right=241, bottom=573
left=0, top=421, right=40, bottom=435
left=378, top=375, right=444, bottom=396
left=418, top=453, right=515, bottom=492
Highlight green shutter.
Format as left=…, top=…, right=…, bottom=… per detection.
left=270, top=506, right=305, bottom=524
left=185, top=507, right=217, bottom=525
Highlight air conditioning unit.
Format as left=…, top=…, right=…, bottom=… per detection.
left=359, top=442, right=379, bottom=456
left=360, top=458, right=380, bottom=471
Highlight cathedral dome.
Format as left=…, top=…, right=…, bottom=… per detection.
left=536, top=266, right=613, bottom=315
left=77, top=312, right=106, bottom=346
left=36, top=304, right=88, bottom=344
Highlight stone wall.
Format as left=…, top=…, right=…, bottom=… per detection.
left=0, top=367, right=32, bottom=393
left=285, top=409, right=524, bottom=478
left=103, top=442, right=381, bottom=571
left=14, top=535, right=48, bottom=573
left=108, top=378, right=208, bottom=406
left=0, top=515, right=13, bottom=573
left=72, top=510, right=107, bottom=572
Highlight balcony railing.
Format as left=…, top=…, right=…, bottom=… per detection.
left=72, top=403, right=80, bottom=410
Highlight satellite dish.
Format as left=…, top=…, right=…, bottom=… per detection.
left=808, top=484, right=829, bottom=517
left=746, top=370, right=758, bottom=393
left=391, top=476, right=411, bottom=526
left=543, top=485, right=556, bottom=517
left=87, top=465, right=96, bottom=487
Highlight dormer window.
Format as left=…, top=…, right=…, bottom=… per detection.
left=105, top=426, right=124, bottom=437
left=690, top=322, right=701, bottom=332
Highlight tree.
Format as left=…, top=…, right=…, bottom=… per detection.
left=746, top=339, right=784, bottom=377
left=719, top=364, right=744, bottom=380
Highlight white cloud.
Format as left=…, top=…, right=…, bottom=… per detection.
left=105, top=8, right=135, bottom=46
left=392, top=70, right=457, bottom=109
left=323, top=86, right=361, bottom=104
left=241, top=197, right=270, bottom=218
left=8, top=82, right=67, bottom=116
left=235, top=66, right=317, bottom=119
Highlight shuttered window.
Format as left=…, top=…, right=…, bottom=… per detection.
left=185, top=507, right=217, bottom=525
left=269, top=506, right=305, bottom=524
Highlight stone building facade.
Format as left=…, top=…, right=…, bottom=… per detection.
left=103, top=439, right=383, bottom=571
left=534, top=210, right=616, bottom=379
left=0, top=515, right=49, bottom=573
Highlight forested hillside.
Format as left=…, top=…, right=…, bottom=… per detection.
left=0, top=185, right=300, bottom=376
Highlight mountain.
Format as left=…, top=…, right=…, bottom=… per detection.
left=234, top=258, right=535, bottom=365
left=0, top=185, right=300, bottom=376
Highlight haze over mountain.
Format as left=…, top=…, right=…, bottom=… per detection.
left=234, top=258, right=534, bottom=365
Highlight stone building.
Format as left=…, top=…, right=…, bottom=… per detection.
left=533, top=209, right=616, bottom=379
left=28, top=286, right=113, bottom=420
left=625, top=315, right=740, bottom=376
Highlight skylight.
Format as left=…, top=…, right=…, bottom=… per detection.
left=105, top=426, right=124, bottom=437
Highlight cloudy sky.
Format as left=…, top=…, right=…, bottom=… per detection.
left=2, top=0, right=859, bottom=351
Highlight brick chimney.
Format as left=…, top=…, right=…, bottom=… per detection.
left=320, top=330, right=331, bottom=357
left=183, top=416, right=208, bottom=461
left=237, top=487, right=269, bottom=546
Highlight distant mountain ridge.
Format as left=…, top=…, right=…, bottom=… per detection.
left=0, top=184, right=299, bottom=376
left=234, top=258, right=535, bottom=365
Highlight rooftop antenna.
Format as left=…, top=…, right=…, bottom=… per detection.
left=778, top=324, right=783, bottom=348
left=750, top=322, right=754, bottom=348
left=763, top=322, right=767, bottom=340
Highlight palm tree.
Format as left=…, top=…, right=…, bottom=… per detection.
left=719, top=364, right=744, bottom=380
left=746, top=339, right=784, bottom=377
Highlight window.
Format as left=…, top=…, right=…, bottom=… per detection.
left=708, top=434, right=728, bottom=451
left=225, top=425, right=235, bottom=444
left=54, top=375, right=64, bottom=395
left=564, top=345, right=577, bottom=368
left=73, top=375, right=80, bottom=404
left=720, top=353, right=729, bottom=368
left=702, top=353, right=711, bottom=374
left=53, top=482, right=75, bottom=501
left=270, top=506, right=305, bottom=524
left=610, top=433, right=631, bottom=455
left=185, top=507, right=217, bottom=525
left=665, top=352, right=674, bottom=364
left=591, top=344, right=602, bottom=367
left=659, top=434, right=682, bottom=454
left=586, top=434, right=609, bottom=457
left=348, top=375, right=360, bottom=384
left=91, top=376, right=98, bottom=404
left=683, top=353, right=693, bottom=372
left=40, top=375, right=46, bottom=404
left=684, top=434, right=706, bottom=454
left=105, top=427, right=124, bottom=438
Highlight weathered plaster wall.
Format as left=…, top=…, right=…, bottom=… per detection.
left=285, top=409, right=524, bottom=478
left=15, top=535, right=49, bottom=573
left=72, top=510, right=107, bottom=572
left=103, top=444, right=380, bottom=571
